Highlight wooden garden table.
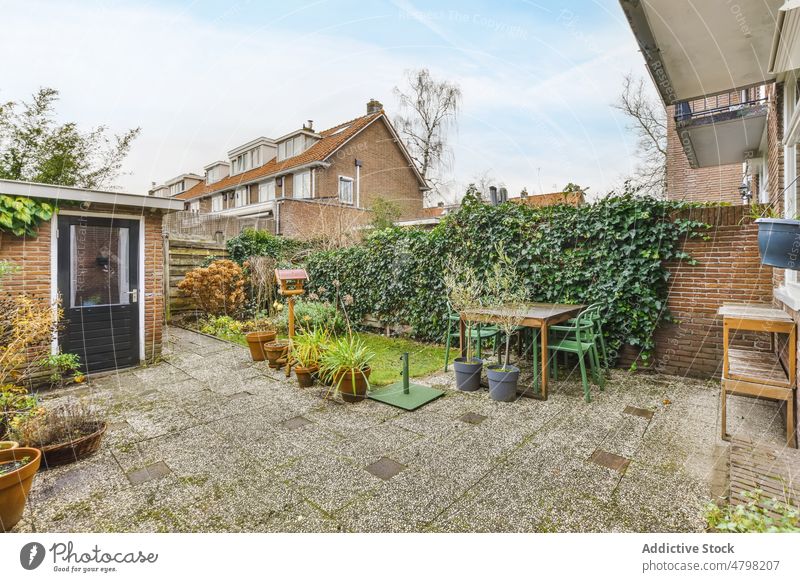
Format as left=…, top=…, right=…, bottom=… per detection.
left=459, top=303, right=584, bottom=400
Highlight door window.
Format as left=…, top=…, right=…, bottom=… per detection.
left=69, top=223, right=131, bottom=308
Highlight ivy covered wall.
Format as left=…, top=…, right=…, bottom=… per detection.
left=304, top=190, right=709, bottom=365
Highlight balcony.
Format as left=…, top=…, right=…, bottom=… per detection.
left=674, top=88, right=768, bottom=168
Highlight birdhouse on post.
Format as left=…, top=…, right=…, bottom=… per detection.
left=275, top=269, right=308, bottom=338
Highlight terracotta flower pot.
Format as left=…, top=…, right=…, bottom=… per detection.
left=0, top=447, right=41, bottom=532
left=0, top=442, right=19, bottom=451
left=264, top=340, right=289, bottom=369
left=334, top=367, right=371, bottom=403
left=295, top=364, right=318, bottom=388
left=245, top=331, right=277, bottom=361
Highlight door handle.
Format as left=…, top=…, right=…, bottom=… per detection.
left=126, top=289, right=138, bottom=303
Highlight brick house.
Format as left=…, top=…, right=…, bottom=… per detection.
left=152, top=99, right=429, bottom=240
left=0, top=179, right=183, bottom=374
left=620, top=0, right=800, bottom=441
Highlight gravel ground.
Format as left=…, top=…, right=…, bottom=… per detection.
left=14, top=326, right=787, bottom=533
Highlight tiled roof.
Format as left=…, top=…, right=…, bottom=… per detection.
left=509, top=191, right=585, bottom=207
left=174, top=112, right=384, bottom=201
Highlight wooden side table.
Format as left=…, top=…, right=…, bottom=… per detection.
left=718, top=304, right=797, bottom=448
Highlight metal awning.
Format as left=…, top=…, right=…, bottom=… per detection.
left=620, top=0, right=783, bottom=103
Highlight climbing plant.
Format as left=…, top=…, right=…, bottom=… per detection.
left=303, top=183, right=708, bottom=365
left=0, top=195, right=56, bottom=237
left=226, top=228, right=308, bottom=265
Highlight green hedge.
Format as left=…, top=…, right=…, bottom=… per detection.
left=303, top=187, right=707, bottom=365
left=226, top=228, right=308, bottom=265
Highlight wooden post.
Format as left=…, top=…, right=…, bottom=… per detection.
left=288, top=297, right=296, bottom=339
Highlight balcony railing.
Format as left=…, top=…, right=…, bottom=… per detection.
left=674, top=87, right=767, bottom=123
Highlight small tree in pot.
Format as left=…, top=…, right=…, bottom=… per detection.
left=443, top=257, right=485, bottom=391
left=484, top=244, right=527, bottom=401
left=290, top=326, right=330, bottom=387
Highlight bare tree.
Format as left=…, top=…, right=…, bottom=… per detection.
left=394, top=69, right=461, bottom=199
left=613, top=74, right=667, bottom=196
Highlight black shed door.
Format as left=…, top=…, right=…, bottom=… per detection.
left=57, top=215, right=140, bottom=372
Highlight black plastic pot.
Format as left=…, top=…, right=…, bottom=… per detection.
left=486, top=364, right=520, bottom=402
left=756, top=218, right=800, bottom=270
left=453, top=357, right=483, bottom=391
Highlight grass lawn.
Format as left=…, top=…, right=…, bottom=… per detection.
left=215, top=329, right=447, bottom=387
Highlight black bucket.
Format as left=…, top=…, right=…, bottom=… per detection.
left=453, top=357, right=483, bottom=391
left=756, top=218, right=800, bottom=270
left=486, top=364, right=520, bottom=402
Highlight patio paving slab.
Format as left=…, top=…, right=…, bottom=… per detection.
left=16, top=325, right=788, bottom=533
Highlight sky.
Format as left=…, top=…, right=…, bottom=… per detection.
left=0, top=0, right=653, bottom=203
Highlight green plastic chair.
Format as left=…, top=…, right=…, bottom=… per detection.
left=443, top=306, right=500, bottom=371
left=547, top=306, right=604, bottom=402
left=554, top=302, right=609, bottom=369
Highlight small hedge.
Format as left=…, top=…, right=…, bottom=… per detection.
left=226, top=228, right=307, bottom=265
left=304, top=186, right=707, bottom=365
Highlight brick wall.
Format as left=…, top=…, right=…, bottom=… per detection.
left=316, top=117, right=424, bottom=219
left=666, top=105, right=744, bottom=203
left=621, top=205, right=774, bottom=377
left=0, top=205, right=167, bottom=365
left=277, top=198, right=370, bottom=243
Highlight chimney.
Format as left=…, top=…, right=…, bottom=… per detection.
left=305, top=119, right=313, bottom=131
left=489, top=186, right=498, bottom=205
left=367, top=98, right=383, bottom=115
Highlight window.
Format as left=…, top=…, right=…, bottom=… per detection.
left=169, top=180, right=185, bottom=196
left=189, top=200, right=200, bottom=212
left=206, top=167, right=217, bottom=184
left=211, top=195, right=223, bottom=212
left=259, top=180, right=276, bottom=202
left=294, top=171, right=311, bottom=199
left=338, top=176, right=353, bottom=204
left=278, top=136, right=306, bottom=161
left=234, top=186, right=248, bottom=207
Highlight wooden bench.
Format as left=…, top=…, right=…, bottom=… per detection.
left=719, top=304, right=797, bottom=449
left=729, top=437, right=800, bottom=513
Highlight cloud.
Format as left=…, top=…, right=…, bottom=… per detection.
left=1, top=0, right=646, bottom=200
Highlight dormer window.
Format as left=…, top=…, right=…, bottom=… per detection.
left=206, top=167, right=217, bottom=184
left=169, top=180, right=185, bottom=196
left=278, top=135, right=307, bottom=161
left=232, top=149, right=262, bottom=175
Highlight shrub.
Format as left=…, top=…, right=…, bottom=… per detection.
left=705, top=489, right=800, bottom=532
left=276, top=300, right=345, bottom=335
left=178, top=259, right=246, bottom=317
left=10, top=401, right=102, bottom=448
left=36, top=352, right=81, bottom=388
left=226, top=228, right=306, bottom=265
left=304, top=184, right=707, bottom=364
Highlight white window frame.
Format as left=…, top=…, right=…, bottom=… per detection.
left=189, top=200, right=200, bottom=212
left=211, top=194, right=223, bottom=212
left=782, top=73, right=800, bottom=294
left=294, top=171, right=311, bottom=199
left=338, top=176, right=354, bottom=204
left=234, top=186, right=248, bottom=207
left=259, top=180, right=276, bottom=202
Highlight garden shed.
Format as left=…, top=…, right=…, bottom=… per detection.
left=0, top=178, right=183, bottom=373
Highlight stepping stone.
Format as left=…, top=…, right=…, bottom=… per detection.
left=458, top=412, right=488, bottom=425
left=589, top=449, right=631, bottom=474
left=623, top=405, right=654, bottom=420
left=365, top=457, right=406, bottom=481
left=282, top=416, right=312, bottom=430
left=228, top=391, right=252, bottom=400
left=126, top=461, right=172, bottom=485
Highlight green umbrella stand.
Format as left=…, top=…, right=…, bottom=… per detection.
left=368, top=352, right=444, bottom=411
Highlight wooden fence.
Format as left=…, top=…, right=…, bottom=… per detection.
left=164, top=238, right=229, bottom=317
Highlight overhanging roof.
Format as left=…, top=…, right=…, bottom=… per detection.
left=0, top=179, right=185, bottom=212
left=620, top=0, right=783, bottom=103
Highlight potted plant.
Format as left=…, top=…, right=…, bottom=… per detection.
left=244, top=317, right=277, bottom=362
left=0, top=446, right=41, bottom=532
left=484, top=244, right=526, bottom=402
left=0, top=441, right=18, bottom=451
left=756, top=209, right=800, bottom=269
left=290, top=326, right=330, bottom=387
left=443, top=258, right=484, bottom=391
left=319, top=336, right=374, bottom=403
left=10, top=402, right=106, bottom=469
left=264, top=340, right=290, bottom=369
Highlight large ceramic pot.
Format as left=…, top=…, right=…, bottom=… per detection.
left=756, top=218, right=800, bottom=270
left=486, top=364, right=520, bottom=402
left=453, top=357, right=483, bottom=391
left=334, top=367, right=372, bottom=403
left=294, top=364, right=318, bottom=388
left=264, top=340, right=290, bottom=369
left=0, top=442, right=18, bottom=451
left=0, top=447, right=41, bottom=532
left=245, top=331, right=277, bottom=361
